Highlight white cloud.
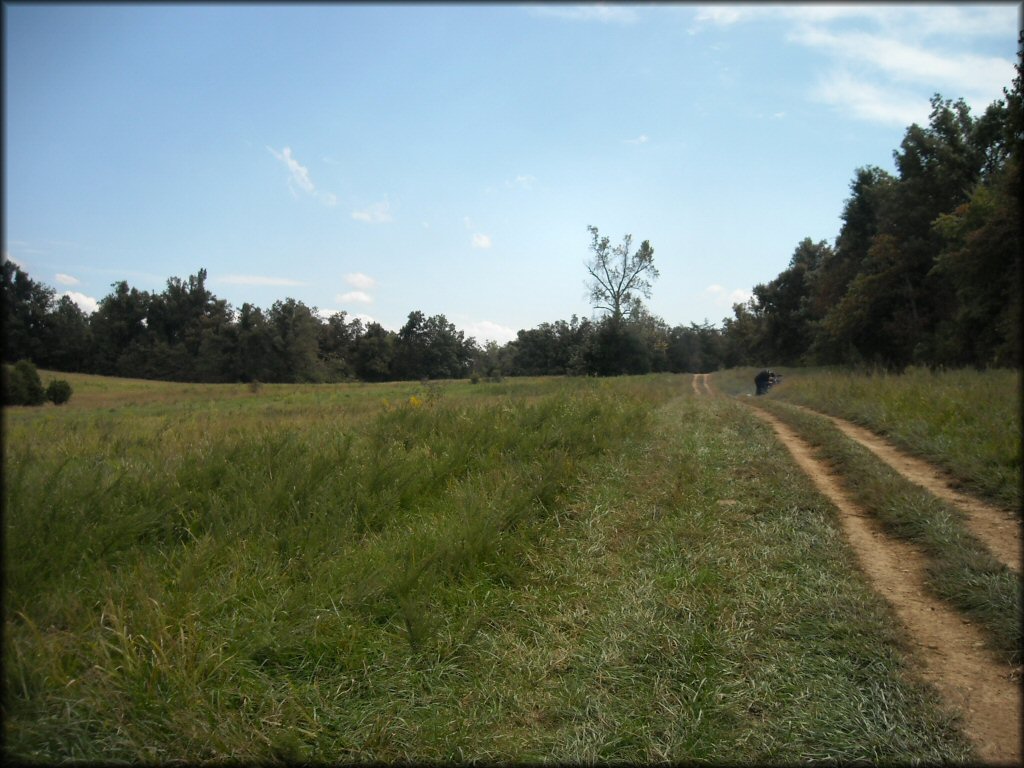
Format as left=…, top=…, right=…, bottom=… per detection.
left=624, top=134, right=649, bottom=145
left=55, top=273, right=79, bottom=286
left=268, top=145, right=314, bottom=195
left=345, top=272, right=376, bottom=290
left=812, top=70, right=927, bottom=127
left=689, top=5, right=1017, bottom=124
left=337, top=290, right=373, bottom=305
left=63, top=291, right=99, bottom=314
left=218, top=274, right=307, bottom=286
left=352, top=199, right=393, bottom=223
left=317, top=308, right=377, bottom=326
left=506, top=174, right=537, bottom=190
left=268, top=145, right=337, bottom=205
left=461, top=319, right=518, bottom=345
left=471, top=233, right=493, bottom=249
left=706, top=284, right=753, bottom=307
left=531, top=4, right=639, bottom=24
left=789, top=26, right=1015, bottom=101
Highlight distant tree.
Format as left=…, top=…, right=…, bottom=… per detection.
left=233, top=303, right=273, bottom=382
left=392, top=311, right=472, bottom=380
left=353, top=322, right=395, bottom=382
left=89, top=281, right=152, bottom=375
left=580, top=317, right=650, bottom=376
left=3, top=360, right=45, bottom=406
left=45, top=295, right=93, bottom=372
left=318, top=311, right=360, bottom=380
left=266, top=298, right=323, bottom=382
left=45, top=378, right=73, bottom=405
left=584, top=226, right=658, bottom=326
left=2, top=259, right=56, bottom=364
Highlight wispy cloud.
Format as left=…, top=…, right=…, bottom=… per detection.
left=337, top=290, right=373, bottom=305
left=811, top=70, right=926, bottom=127
left=506, top=174, right=537, bottom=190
left=352, top=199, right=393, bottom=223
left=218, top=274, right=307, bottom=287
left=624, top=134, right=649, bottom=145
left=689, top=5, right=1017, bottom=124
left=706, top=284, right=752, bottom=307
left=472, top=233, right=493, bottom=249
left=267, top=145, right=337, bottom=206
left=345, top=272, right=376, bottom=290
left=55, top=273, right=79, bottom=286
left=530, top=4, right=639, bottom=24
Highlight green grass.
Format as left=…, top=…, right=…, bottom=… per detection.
left=713, top=366, right=1021, bottom=510
left=3, top=373, right=980, bottom=761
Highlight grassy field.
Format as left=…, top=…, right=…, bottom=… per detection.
left=3, top=370, right=1004, bottom=761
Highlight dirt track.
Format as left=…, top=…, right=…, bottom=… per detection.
left=694, top=373, right=1022, bottom=764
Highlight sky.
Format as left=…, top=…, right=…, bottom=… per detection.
left=3, top=3, right=1020, bottom=344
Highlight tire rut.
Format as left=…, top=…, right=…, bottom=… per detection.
left=788, top=403, right=1021, bottom=573
left=693, top=373, right=1022, bottom=764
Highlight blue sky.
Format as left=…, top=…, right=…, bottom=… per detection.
left=4, top=3, right=1019, bottom=344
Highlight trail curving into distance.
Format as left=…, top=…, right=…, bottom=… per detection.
left=694, top=373, right=1022, bottom=764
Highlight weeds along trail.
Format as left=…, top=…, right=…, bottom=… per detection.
left=697, top=374, right=1020, bottom=763
left=747, top=406, right=1021, bottom=765
left=788, top=403, right=1021, bottom=573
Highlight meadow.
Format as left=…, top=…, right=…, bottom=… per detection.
left=3, top=368, right=1015, bottom=762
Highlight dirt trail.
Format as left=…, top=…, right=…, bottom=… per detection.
left=692, top=373, right=1022, bottom=764
left=790, top=403, right=1021, bottom=573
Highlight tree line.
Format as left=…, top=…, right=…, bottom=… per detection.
left=2, top=257, right=732, bottom=383
left=4, top=43, right=1019, bottom=381
left=724, top=44, right=1022, bottom=370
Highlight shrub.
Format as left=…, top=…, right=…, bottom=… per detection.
left=45, top=379, right=73, bottom=405
left=3, top=360, right=45, bottom=406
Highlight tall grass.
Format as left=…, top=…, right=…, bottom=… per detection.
left=713, top=366, right=1021, bottom=510
left=3, top=373, right=975, bottom=761
left=3, top=375, right=676, bottom=760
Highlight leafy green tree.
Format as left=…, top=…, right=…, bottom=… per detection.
left=45, top=378, right=73, bottom=405
left=4, top=360, right=45, bottom=405
left=352, top=322, right=395, bottom=382
left=45, top=295, right=93, bottom=372
left=2, top=259, right=56, bottom=364
left=579, top=317, right=650, bottom=376
left=89, top=281, right=152, bottom=375
left=318, top=311, right=360, bottom=380
left=931, top=161, right=1021, bottom=366
left=392, top=311, right=472, bottom=380
left=231, top=303, right=273, bottom=382
left=751, top=238, right=831, bottom=365
left=266, top=298, right=323, bottom=382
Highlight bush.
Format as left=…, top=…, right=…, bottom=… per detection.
left=45, top=379, right=73, bottom=405
left=3, top=360, right=45, bottom=406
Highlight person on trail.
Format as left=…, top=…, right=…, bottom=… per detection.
left=755, top=369, right=772, bottom=395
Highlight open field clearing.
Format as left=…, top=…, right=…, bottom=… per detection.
left=4, top=372, right=1016, bottom=761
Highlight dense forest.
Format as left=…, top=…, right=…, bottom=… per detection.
left=4, top=48, right=1020, bottom=382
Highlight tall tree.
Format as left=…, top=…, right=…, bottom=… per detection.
left=584, top=226, right=658, bottom=326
